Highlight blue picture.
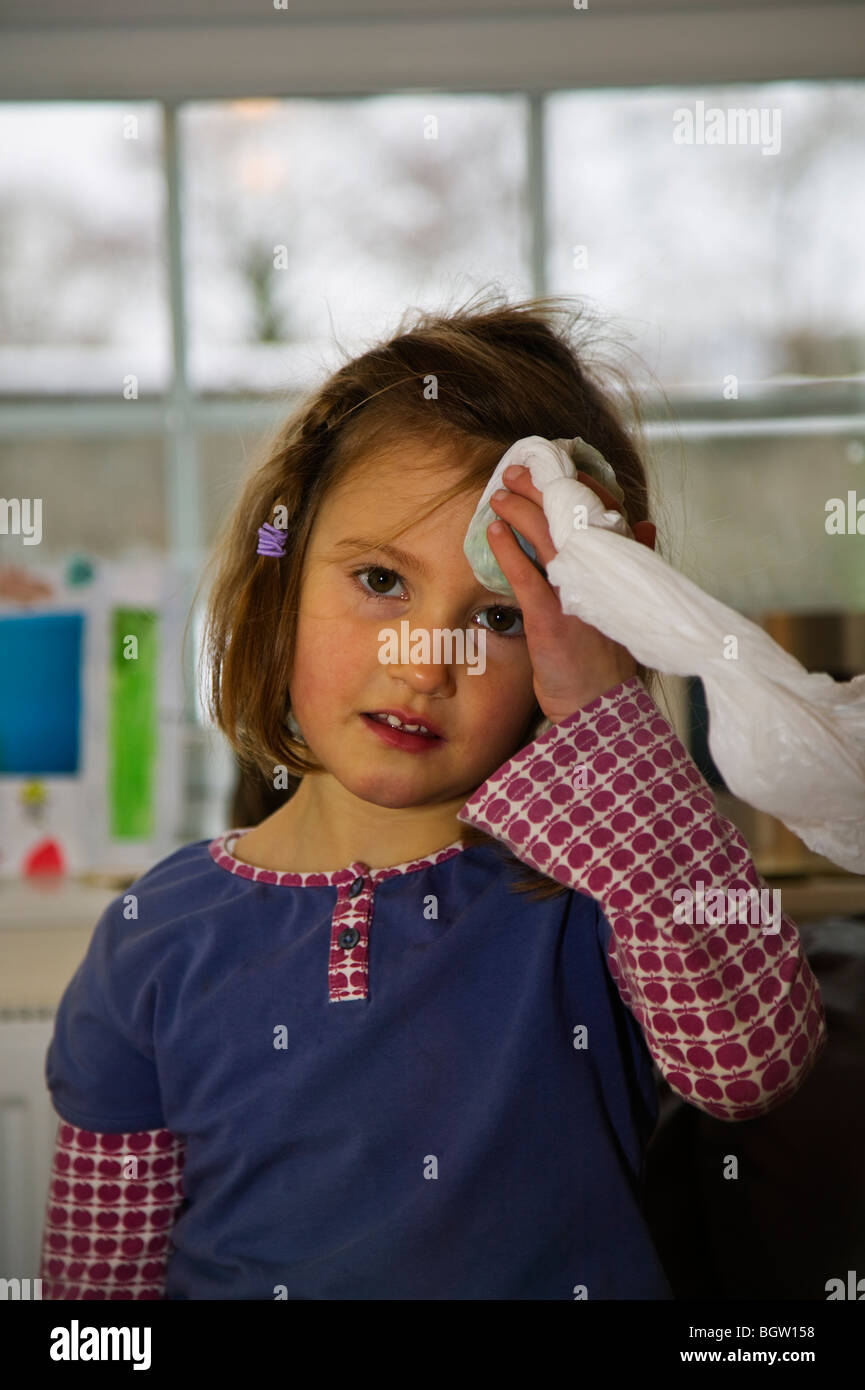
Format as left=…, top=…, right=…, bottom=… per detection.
left=0, top=613, right=83, bottom=775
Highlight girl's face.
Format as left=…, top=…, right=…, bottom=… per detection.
left=287, top=443, right=540, bottom=810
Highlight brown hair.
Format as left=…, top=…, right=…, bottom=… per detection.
left=198, top=289, right=659, bottom=902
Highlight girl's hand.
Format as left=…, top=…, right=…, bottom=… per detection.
left=486, top=464, right=657, bottom=723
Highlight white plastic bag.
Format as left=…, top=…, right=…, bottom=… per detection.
left=463, top=436, right=865, bottom=874
left=463, top=435, right=630, bottom=596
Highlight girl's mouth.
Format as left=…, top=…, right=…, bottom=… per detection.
left=360, top=711, right=443, bottom=752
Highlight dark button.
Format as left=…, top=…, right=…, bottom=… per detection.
left=348, top=875, right=364, bottom=897
left=338, top=926, right=360, bottom=949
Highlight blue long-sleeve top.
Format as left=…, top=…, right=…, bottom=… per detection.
left=44, top=678, right=825, bottom=1300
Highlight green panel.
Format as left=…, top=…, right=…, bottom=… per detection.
left=108, top=609, right=158, bottom=839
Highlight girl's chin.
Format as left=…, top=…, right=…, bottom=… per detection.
left=345, top=785, right=451, bottom=812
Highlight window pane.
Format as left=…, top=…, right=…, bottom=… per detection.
left=0, top=103, right=170, bottom=395
left=0, top=438, right=166, bottom=558
left=181, top=96, right=530, bottom=393
left=649, top=432, right=865, bottom=612
left=547, top=82, right=865, bottom=391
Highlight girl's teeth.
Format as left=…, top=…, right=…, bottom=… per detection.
left=374, top=713, right=430, bottom=734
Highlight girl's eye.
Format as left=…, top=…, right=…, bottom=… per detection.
left=352, top=566, right=407, bottom=600
left=475, top=605, right=525, bottom=638
left=351, top=566, right=524, bottom=638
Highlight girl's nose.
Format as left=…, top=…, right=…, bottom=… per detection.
left=391, top=654, right=457, bottom=699
left=383, top=620, right=459, bottom=698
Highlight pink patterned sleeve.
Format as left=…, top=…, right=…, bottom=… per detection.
left=40, top=1118, right=186, bottom=1299
left=457, top=675, right=827, bottom=1122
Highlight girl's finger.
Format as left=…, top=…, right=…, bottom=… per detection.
left=485, top=518, right=562, bottom=629
left=489, top=490, right=557, bottom=568
left=501, top=464, right=544, bottom=507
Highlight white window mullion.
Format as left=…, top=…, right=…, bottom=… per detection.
left=527, top=94, right=547, bottom=300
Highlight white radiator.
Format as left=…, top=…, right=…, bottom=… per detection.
left=0, top=1015, right=59, bottom=1282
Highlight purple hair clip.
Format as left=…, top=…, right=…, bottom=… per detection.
left=257, top=522, right=288, bottom=557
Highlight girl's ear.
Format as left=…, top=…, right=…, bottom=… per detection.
left=632, top=520, right=656, bottom=551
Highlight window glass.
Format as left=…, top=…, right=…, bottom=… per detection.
left=181, top=96, right=530, bottom=392
left=0, top=437, right=166, bottom=557
left=649, top=431, right=865, bottom=612
left=547, top=82, right=865, bottom=391
left=0, top=103, right=169, bottom=395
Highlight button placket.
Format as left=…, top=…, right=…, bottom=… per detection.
left=328, top=869, right=372, bottom=1002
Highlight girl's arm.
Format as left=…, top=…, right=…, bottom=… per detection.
left=40, top=1116, right=185, bottom=1299
left=457, top=675, right=827, bottom=1122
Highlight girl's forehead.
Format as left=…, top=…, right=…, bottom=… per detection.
left=313, top=452, right=483, bottom=549
left=329, top=447, right=478, bottom=510
left=345, top=437, right=470, bottom=481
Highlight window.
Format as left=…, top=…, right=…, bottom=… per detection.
left=2, top=83, right=863, bottom=843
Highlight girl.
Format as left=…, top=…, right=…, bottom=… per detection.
left=40, top=294, right=825, bottom=1300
